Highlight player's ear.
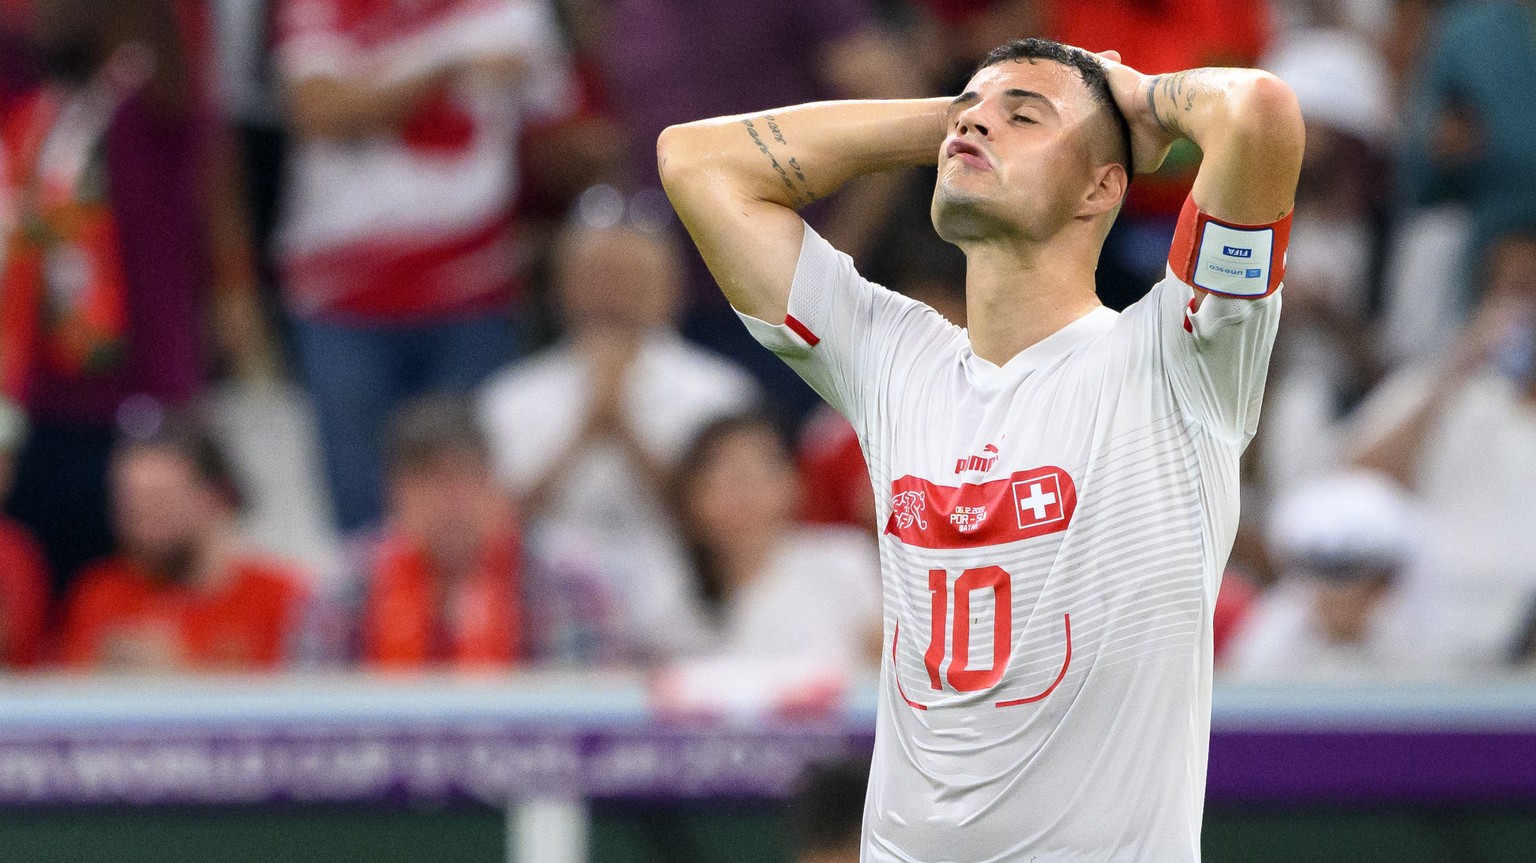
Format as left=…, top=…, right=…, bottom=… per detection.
left=1080, top=162, right=1127, bottom=219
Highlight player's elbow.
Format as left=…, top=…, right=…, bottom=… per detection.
left=1233, top=72, right=1305, bottom=158
left=656, top=123, right=706, bottom=193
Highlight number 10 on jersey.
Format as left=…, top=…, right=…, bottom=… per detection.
left=910, top=566, right=1072, bottom=708
left=925, top=566, right=1012, bottom=692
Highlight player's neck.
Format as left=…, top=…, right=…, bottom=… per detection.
left=962, top=240, right=1102, bottom=367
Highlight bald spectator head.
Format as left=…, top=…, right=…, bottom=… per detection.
left=552, top=188, right=683, bottom=336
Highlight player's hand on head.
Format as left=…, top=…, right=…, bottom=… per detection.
left=1089, top=50, right=1179, bottom=176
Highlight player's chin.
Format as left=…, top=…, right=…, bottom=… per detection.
left=931, top=186, right=1003, bottom=245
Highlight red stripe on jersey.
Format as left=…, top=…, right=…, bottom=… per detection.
left=884, top=467, right=1077, bottom=550
left=996, top=614, right=1071, bottom=708
left=784, top=314, right=821, bottom=346
left=283, top=217, right=515, bottom=321
left=1168, top=194, right=1292, bottom=299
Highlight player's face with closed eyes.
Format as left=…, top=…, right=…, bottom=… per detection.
left=931, top=59, right=1108, bottom=244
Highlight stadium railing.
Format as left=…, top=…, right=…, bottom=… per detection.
left=2, top=672, right=1535, bottom=862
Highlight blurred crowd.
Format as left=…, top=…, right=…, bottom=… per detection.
left=0, top=0, right=1534, bottom=686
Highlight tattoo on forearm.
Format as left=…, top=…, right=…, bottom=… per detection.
left=742, top=116, right=817, bottom=207
left=787, top=157, right=808, bottom=186
left=765, top=114, right=788, bottom=145
left=1148, top=69, right=1220, bottom=137
left=766, top=115, right=810, bottom=187
left=1146, top=77, right=1166, bottom=134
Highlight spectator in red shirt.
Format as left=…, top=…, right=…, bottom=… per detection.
left=0, top=397, right=48, bottom=668
left=58, top=413, right=308, bottom=672
left=796, top=406, right=875, bottom=532
left=355, top=395, right=522, bottom=669
left=273, top=0, right=579, bottom=536
left=1, top=0, right=274, bottom=591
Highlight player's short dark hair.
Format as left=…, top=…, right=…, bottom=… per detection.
left=977, top=37, right=1134, bottom=179
left=384, top=394, right=491, bottom=475
left=789, top=757, right=870, bottom=856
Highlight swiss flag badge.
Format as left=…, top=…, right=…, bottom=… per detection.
left=885, top=466, right=1077, bottom=549
left=1011, top=470, right=1068, bottom=530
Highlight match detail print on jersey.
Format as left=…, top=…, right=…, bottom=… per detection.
left=1167, top=194, right=1292, bottom=299
left=884, top=466, right=1077, bottom=549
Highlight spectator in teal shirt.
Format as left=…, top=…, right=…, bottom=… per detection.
left=1402, top=0, right=1536, bottom=268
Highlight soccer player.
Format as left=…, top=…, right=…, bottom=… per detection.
left=658, top=37, right=1302, bottom=862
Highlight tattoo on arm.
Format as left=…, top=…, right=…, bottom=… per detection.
left=743, top=116, right=817, bottom=208
left=764, top=114, right=788, bottom=145
left=766, top=115, right=810, bottom=187
left=1148, top=69, right=1220, bottom=137
left=1146, top=76, right=1166, bottom=133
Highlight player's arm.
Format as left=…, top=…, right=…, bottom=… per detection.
left=1096, top=53, right=1303, bottom=440
left=1145, top=66, right=1303, bottom=226
left=1097, top=54, right=1304, bottom=298
left=656, top=99, right=948, bottom=323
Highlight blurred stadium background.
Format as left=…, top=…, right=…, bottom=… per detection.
left=1, top=0, right=1535, bottom=861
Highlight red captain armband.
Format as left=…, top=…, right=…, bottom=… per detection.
left=1167, top=195, right=1292, bottom=299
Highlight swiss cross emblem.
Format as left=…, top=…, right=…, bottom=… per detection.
left=1012, top=472, right=1067, bottom=529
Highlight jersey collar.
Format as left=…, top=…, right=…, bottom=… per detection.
left=963, top=305, right=1119, bottom=386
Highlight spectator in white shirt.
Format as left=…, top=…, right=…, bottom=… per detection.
left=479, top=196, right=759, bottom=663
left=1346, top=226, right=1536, bottom=670
left=674, top=413, right=881, bottom=670
left=1223, top=471, right=1422, bottom=682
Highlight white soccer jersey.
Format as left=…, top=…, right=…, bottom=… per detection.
left=736, top=225, right=1280, bottom=862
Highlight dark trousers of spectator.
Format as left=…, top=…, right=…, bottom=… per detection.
left=293, top=312, right=514, bottom=535
left=3, top=422, right=116, bottom=599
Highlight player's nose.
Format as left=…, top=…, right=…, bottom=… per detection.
left=956, top=102, right=991, bottom=139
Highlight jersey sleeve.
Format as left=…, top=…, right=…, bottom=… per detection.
left=732, top=223, right=957, bottom=436
left=1149, top=269, right=1282, bottom=443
